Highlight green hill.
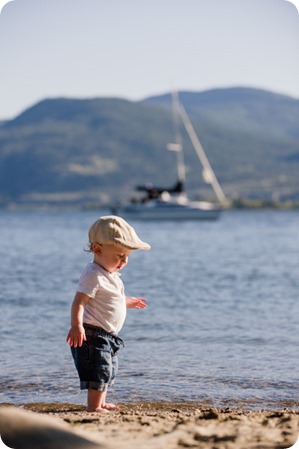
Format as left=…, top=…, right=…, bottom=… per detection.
left=0, top=88, right=298, bottom=207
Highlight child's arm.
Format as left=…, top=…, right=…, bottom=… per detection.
left=66, top=292, right=91, bottom=347
left=126, top=296, right=147, bottom=309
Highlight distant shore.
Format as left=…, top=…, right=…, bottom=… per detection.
left=1, top=198, right=299, bottom=212
left=1, top=402, right=298, bottom=449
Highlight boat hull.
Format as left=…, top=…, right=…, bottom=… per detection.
left=114, top=203, right=222, bottom=221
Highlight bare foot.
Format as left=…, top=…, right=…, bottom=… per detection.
left=86, top=407, right=110, bottom=414
left=103, top=402, right=119, bottom=411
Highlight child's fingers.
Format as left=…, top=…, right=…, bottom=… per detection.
left=79, top=333, right=87, bottom=346
left=66, top=333, right=72, bottom=345
left=66, top=332, right=86, bottom=347
left=136, top=297, right=147, bottom=308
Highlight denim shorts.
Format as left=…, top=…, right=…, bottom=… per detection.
left=71, top=323, right=124, bottom=392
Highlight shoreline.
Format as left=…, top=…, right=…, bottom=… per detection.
left=1, top=398, right=299, bottom=413
left=1, top=402, right=298, bottom=449
left=9, top=400, right=299, bottom=413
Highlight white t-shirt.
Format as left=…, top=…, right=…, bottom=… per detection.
left=77, top=262, right=126, bottom=335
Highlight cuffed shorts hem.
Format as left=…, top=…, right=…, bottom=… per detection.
left=80, top=379, right=115, bottom=391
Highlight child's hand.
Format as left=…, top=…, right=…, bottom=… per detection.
left=126, top=296, right=147, bottom=309
left=66, top=324, right=87, bottom=347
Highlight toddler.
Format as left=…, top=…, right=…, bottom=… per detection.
left=66, top=215, right=150, bottom=412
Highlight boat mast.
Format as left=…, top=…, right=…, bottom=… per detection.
left=167, top=91, right=186, bottom=187
left=177, top=99, right=227, bottom=204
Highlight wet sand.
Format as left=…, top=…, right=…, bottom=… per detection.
left=0, top=402, right=298, bottom=449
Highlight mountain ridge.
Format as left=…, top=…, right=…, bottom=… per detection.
left=0, top=87, right=298, bottom=207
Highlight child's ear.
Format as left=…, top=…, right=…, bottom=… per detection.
left=92, top=243, right=102, bottom=254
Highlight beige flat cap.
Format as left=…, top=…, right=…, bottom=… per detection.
left=88, top=215, right=151, bottom=250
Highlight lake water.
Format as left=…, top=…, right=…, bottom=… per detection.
left=0, top=209, right=298, bottom=410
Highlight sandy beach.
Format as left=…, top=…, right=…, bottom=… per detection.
left=0, top=402, right=298, bottom=449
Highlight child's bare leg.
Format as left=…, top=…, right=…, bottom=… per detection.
left=87, top=389, right=109, bottom=413
left=99, top=390, right=118, bottom=410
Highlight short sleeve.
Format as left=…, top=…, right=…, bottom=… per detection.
left=77, top=266, right=101, bottom=299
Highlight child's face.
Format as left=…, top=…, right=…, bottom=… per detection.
left=93, top=243, right=132, bottom=273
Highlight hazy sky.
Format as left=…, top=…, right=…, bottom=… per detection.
left=0, top=0, right=298, bottom=120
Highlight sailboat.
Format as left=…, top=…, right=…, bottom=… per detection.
left=113, top=92, right=227, bottom=220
